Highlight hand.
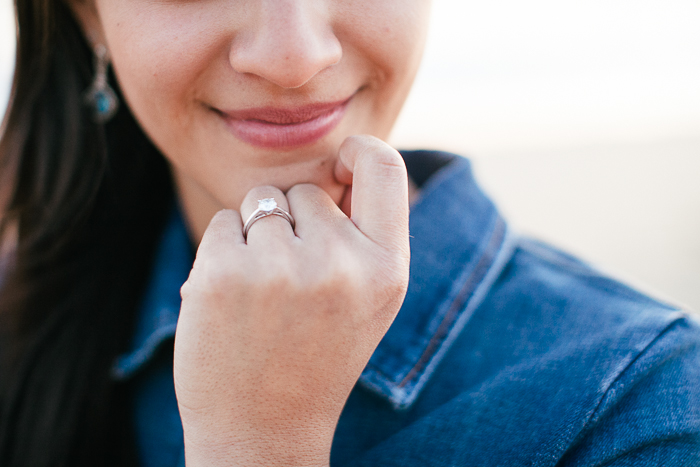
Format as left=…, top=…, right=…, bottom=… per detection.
left=173, top=135, right=410, bottom=467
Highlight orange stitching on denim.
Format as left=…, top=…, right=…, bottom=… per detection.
left=397, top=219, right=506, bottom=388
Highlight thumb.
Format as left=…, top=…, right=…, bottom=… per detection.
left=336, top=135, right=409, bottom=251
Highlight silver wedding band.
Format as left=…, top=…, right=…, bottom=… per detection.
left=243, top=198, right=295, bottom=240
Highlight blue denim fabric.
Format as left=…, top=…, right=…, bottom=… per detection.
left=112, top=151, right=700, bottom=467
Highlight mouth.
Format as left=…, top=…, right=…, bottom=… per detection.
left=217, top=95, right=353, bottom=149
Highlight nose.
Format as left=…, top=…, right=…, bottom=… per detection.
left=229, top=1, right=342, bottom=89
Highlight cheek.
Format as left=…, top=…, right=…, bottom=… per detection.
left=97, top=3, right=228, bottom=135
left=337, top=1, right=431, bottom=135
left=339, top=1, right=430, bottom=80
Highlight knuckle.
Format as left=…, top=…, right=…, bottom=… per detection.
left=342, top=135, right=404, bottom=166
left=341, top=136, right=407, bottom=184
left=341, top=134, right=382, bottom=153
left=298, top=246, right=357, bottom=288
left=205, top=209, right=238, bottom=237
left=186, top=261, right=244, bottom=298
left=265, top=261, right=297, bottom=289
left=180, top=279, right=194, bottom=300
left=211, top=208, right=235, bottom=223
left=372, top=252, right=410, bottom=295
left=285, top=183, right=324, bottom=206
left=196, top=246, right=297, bottom=285
left=372, top=150, right=407, bottom=179
left=370, top=141, right=404, bottom=166
left=326, top=256, right=363, bottom=292
left=286, top=183, right=321, bottom=198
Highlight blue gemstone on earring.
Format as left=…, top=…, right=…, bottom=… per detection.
left=96, top=92, right=111, bottom=114
left=84, top=85, right=119, bottom=123
left=83, top=44, right=119, bottom=123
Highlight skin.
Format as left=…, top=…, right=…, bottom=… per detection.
left=68, top=0, right=432, bottom=465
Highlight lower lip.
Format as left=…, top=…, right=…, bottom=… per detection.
left=222, top=100, right=350, bottom=149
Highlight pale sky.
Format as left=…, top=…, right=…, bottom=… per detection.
left=391, top=0, right=700, bottom=154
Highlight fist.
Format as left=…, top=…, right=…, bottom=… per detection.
left=173, top=136, right=410, bottom=466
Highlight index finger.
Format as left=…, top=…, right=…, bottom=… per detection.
left=335, top=135, right=409, bottom=252
left=195, top=209, right=245, bottom=262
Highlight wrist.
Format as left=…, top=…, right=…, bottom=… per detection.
left=183, top=424, right=333, bottom=467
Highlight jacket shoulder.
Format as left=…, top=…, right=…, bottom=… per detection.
left=337, top=237, right=700, bottom=466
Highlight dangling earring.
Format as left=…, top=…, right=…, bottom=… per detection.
left=84, top=44, right=119, bottom=123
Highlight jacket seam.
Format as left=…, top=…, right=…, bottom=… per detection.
left=397, top=217, right=507, bottom=388
left=555, top=314, right=689, bottom=466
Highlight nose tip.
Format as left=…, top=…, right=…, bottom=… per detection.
left=229, top=10, right=342, bottom=89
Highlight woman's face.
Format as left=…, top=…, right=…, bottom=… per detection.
left=76, top=0, right=431, bottom=212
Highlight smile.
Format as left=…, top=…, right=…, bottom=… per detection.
left=219, top=96, right=352, bottom=149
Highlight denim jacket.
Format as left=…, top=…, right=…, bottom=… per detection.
left=113, top=150, right=700, bottom=467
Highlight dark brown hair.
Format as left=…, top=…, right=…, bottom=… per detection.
left=0, top=0, right=174, bottom=465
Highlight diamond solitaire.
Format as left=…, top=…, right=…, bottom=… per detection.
left=258, top=198, right=277, bottom=212
left=242, top=197, right=295, bottom=240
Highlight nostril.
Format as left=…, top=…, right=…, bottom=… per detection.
left=228, top=17, right=342, bottom=89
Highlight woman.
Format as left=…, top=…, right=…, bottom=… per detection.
left=0, top=0, right=698, bottom=466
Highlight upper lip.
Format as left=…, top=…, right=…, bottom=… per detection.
left=219, top=96, right=353, bottom=125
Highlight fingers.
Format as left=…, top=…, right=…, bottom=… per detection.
left=196, top=209, right=245, bottom=261
left=286, top=183, right=351, bottom=242
left=240, top=186, right=295, bottom=245
left=199, top=135, right=407, bottom=259
left=335, top=135, right=410, bottom=251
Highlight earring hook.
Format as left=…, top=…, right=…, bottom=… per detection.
left=83, top=43, right=119, bottom=123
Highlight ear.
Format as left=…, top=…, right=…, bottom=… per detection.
left=63, top=0, right=107, bottom=48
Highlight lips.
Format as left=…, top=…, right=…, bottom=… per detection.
left=219, top=96, right=352, bottom=149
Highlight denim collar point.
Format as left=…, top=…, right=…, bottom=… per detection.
left=357, top=158, right=516, bottom=407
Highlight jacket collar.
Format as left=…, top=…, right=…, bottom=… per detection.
left=112, top=151, right=516, bottom=409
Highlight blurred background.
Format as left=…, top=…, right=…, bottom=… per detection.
left=1, top=0, right=699, bottom=310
